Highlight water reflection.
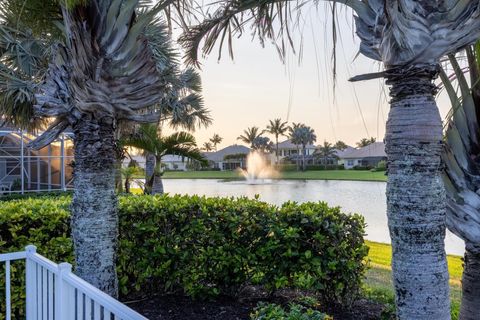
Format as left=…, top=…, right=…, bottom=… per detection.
left=162, top=179, right=465, bottom=255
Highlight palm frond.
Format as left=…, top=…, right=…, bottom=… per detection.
left=442, top=46, right=480, bottom=245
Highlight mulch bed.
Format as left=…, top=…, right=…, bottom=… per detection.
left=125, top=292, right=389, bottom=320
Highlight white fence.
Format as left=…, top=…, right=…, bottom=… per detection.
left=0, top=245, right=147, bottom=320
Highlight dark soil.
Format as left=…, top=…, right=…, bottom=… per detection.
left=126, top=293, right=389, bottom=320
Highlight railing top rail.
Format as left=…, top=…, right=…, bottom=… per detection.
left=0, top=251, right=26, bottom=262
left=1, top=246, right=148, bottom=320
left=63, top=272, right=148, bottom=320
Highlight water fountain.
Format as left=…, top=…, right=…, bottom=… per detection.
left=238, top=151, right=279, bottom=183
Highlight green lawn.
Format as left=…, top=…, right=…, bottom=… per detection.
left=160, top=170, right=387, bottom=182
left=365, top=241, right=463, bottom=318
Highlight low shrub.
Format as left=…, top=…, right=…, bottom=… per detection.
left=0, top=195, right=368, bottom=317
left=276, top=164, right=297, bottom=172
left=0, top=190, right=73, bottom=201
left=250, top=303, right=332, bottom=320
left=353, top=165, right=373, bottom=171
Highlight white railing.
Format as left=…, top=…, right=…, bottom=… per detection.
left=0, top=245, right=147, bottom=320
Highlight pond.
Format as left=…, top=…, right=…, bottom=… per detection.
left=161, top=179, right=465, bottom=256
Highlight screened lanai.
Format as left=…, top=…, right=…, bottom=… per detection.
left=0, top=127, right=74, bottom=194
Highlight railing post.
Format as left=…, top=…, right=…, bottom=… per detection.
left=6, top=260, right=11, bottom=320
left=55, top=262, right=72, bottom=320
left=25, top=245, right=37, bottom=320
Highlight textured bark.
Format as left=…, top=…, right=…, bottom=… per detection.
left=115, top=158, right=123, bottom=193
left=151, top=174, right=165, bottom=195
left=385, top=65, right=450, bottom=320
left=71, top=115, right=118, bottom=297
left=124, top=178, right=131, bottom=194
left=144, top=153, right=156, bottom=194
left=460, top=246, right=480, bottom=320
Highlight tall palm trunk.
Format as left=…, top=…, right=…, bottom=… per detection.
left=385, top=65, right=450, bottom=319
left=302, top=145, right=306, bottom=171
left=114, top=159, right=123, bottom=193
left=295, top=146, right=300, bottom=171
left=275, top=136, right=279, bottom=164
left=144, top=152, right=155, bottom=194
left=460, top=247, right=480, bottom=319
left=151, top=173, right=165, bottom=194
left=151, top=156, right=165, bottom=195
left=71, top=115, right=118, bottom=297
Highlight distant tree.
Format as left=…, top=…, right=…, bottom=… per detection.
left=252, top=136, right=274, bottom=154
left=316, top=141, right=337, bottom=169
left=288, top=123, right=305, bottom=170
left=265, top=118, right=289, bottom=164
left=209, top=133, right=223, bottom=151
left=238, top=126, right=264, bottom=148
left=202, top=142, right=214, bottom=152
left=356, top=137, right=376, bottom=148
left=123, top=124, right=206, bottom=195
left=121, top=162, right=141, bottom=194
left=290, top=126, right=316, bottom=171
left=334, top=141, right=348, bottom=151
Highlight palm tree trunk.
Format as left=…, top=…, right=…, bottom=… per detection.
left=385, top=65, right=450, bottom=319
left=151, top=173, right=164, bottom=195
left=71, top=116, right=118, bottom=297
left=296, top=146, right=300, bottom=171
left=114, top=158, right=123, bottom=193
left=275, top=136, right=279, bottom=165
left=460, top=247, right=480, bottom=319
left=144, top=152, right=155, bottom=194
left=124, top=177, right=130, bottom=194
left=302, top=146, right=306, bottom=171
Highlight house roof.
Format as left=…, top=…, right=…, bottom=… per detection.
left=334, top=146, right=356, bottom=158
left=203, top=144, right=250, bottom=162
left=277, top=139, right=316, bottom=149
left=339, top=142, right=386, bottom=159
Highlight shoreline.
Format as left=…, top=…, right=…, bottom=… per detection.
left=158, top=170, right=388, bottom=182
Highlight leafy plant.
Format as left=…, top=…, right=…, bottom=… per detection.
left=250, top=303, right=331, bottom=320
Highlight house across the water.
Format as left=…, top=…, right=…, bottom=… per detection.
left=339, top=142, right=387, bottom=169
left=203, top=144, right=250, bottom=171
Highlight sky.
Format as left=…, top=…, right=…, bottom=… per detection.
left=175, top=5, right=452, bottom=149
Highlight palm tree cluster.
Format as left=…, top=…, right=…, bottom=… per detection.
left=238, top=120, right=349, bottom=171
left=356, top=137, right=376, bottom=148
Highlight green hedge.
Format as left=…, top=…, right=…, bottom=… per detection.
left=0, top=195, right=367, bottom=317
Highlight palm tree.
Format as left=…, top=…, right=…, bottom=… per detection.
left=288, top=123, right=305, bottom=170
left=140, top=65, right=211, bottom=193
left=334, top=141, right=348, bottom=151
left=441, top=48, right=480, bottom=319
left=0, top=0, right=197, bottom=297
left=237, top=126, right=263, bottom=148
left=180, top=1, right=480, bottom=317
left=121, top=164, right=141, bottom=194
left=356, top=137, right=376, bottom=148
left=290, top=126, right=316, bottom=171
left=252, top=136, right=274, bottom=154
left=202, top=142, right=214, bottom=152
left=265, top=118, right=289, bottom=164
left=209, top=133, right=223, bottom=151
left=124, top=124, right=206, bottom=194
left=316, top=141, right=336, bottom=170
